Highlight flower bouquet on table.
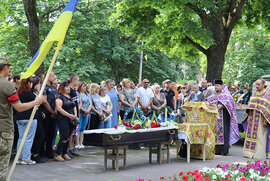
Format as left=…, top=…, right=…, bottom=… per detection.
left=120, top=107, right=176, bottom=130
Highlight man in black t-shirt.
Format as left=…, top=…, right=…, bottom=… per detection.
left=42, top=72, right=57, bottom=159
left=160, top=79, right=175, bottom=110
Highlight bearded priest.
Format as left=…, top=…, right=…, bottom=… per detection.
left=243, top=78, right=270, bottom=160
left=208, top=79, right=240, bottom=156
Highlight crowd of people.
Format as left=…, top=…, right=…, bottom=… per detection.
left=10, top=71, right=254, bottom=164
left=0, top=57, right=261, bottom=181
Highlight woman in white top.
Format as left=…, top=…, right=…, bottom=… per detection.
left=99, top=86, right=113, bottom=128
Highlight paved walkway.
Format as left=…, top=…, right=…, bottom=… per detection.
left=9, top=141, right=254, bottom=181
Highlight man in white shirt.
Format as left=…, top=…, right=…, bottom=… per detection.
left=136, top=79, right=154, bottom=114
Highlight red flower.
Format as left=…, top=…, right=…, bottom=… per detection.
left=182, top=176, right=188, bottom=181
left=151, top=122, right=157, bottom=128
left=205, top=177, right=210, bottom=181
left=179, top=172, right=183, bottom=176
left=160, top=177, right=165, bottom=180
left=240, top=178, right=247, bottom=181
left=225, top=174, right=231, bottom=178
left=195, top=174, right=201, bottom=180
left=193, top=170, right=199, bottom=175
left=114, top=125, right=117, bottom=129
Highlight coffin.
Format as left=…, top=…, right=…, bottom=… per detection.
left=83, top=126, right=178, bottom=146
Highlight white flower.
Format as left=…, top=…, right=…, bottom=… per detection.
left=249, top=169, right=254, bottom=173
left=233, top=170, right=239, bottom=175
left=216, top=168, right=223, bottom=172
left=212, top=175, right=217, bottom=180
left=201, top=167, right=209, bottom=172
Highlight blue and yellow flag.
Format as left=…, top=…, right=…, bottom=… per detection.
left=21, top=0, right=78, bottom=79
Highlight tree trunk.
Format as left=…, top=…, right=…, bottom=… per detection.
left=23, top=0, right=44, bottom=76
left=205, top=45, right=225, bottom=83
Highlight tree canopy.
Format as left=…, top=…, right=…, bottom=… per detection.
left=0, top=0, right=269, bottom=85
left=110, top=0, right=269, bottom=82
left=0, top=0, right=188, bottom=84
left=222, top=25, right=270, bottom=86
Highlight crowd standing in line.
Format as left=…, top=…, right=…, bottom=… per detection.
left=1, top=56, right=260, bottom=180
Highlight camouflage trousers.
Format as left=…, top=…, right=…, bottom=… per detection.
left=0, top=131, right=13, bottom=181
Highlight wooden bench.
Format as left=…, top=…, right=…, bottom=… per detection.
left=104, top=145, right=128, bottom=171
left=149, top=141, right=171, bottom=164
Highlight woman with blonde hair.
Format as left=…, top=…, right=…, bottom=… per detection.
left=89, top=83, right=103, bottom=129
left=77, top=82, right=92, bottom=148
left=119, top=78, right=138, bottom=120
left=151, top=84, right=166, bottom=111
left=99, top=86, right=113, bottom=128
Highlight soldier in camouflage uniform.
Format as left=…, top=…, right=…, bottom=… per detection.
left=0, top=57, right=43, bottom=180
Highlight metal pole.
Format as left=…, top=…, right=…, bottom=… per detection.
left=138, top=41, right=144, bottom=84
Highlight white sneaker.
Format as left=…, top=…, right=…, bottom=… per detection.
left=80, top=144, right=85, bottom=149
left=75, top=145, right=80, bottom=149
left=21, top=160, right=36, bottom=165
left=17, top=159, right=22, bottom=164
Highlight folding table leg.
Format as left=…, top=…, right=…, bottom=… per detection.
left=176, top=141, right=180, bottom=159
left=158, top=143, right=162, bottom=164
left=116, top=148, right=119, bottom=171
left=203, top=144, right=206, bottom=162
left=104, top=148, right=107, bottom=171
left=167, top=144, right=170, bottom=164
left=187, top=143, right=190, bottom=163
left=149, top=144, right=152, bottom=164
left=112, top=149, right=115, bottom=169
left=123, top=148, right=127, bottom=170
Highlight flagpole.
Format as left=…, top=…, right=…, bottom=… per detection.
left=7, top=44, right=62, bottom=181
left=138, top=41, right=143, bottom=84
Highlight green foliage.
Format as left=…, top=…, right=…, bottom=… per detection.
left=110, top=0, right=214, bottom=60
left=244, top=0, right=270, bottom=30
left=0, top=0, right=184, bottom=84
left=222, top=26, right=270, bottom=86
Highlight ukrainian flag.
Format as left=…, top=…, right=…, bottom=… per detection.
left=21, top=0, right=78, bottom=79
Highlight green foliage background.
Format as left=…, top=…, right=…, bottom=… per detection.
left=0, top=0, right=269, bottom=86
left=0, top=0, right=190, bottom=84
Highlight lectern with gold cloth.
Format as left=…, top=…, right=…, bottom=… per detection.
left=179, top=102, right=219, bottom=160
